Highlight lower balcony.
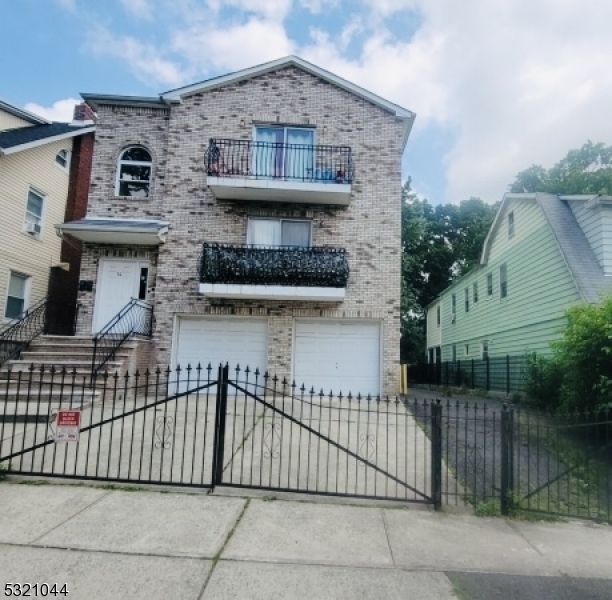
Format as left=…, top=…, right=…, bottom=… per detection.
left=199, top=243, right=349, bottom=301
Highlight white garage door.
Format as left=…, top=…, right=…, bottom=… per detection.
left=293, top=320, right=381, bottom=397
left=174, top=317, right=268, bottom=377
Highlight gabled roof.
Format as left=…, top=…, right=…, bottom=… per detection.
left=481, top=192, right=612, bottom=303
left=81, top=56, right=416, bottom=146
left=0, top=122, right=96, bottom=155
left=0, top=98, right=49, bottom=126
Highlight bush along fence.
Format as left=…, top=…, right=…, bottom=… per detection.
left=0, top=364, right=609, bottom=522
left=410, top=355, right=528, bottom=394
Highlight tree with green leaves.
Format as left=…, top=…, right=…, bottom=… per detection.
left=510, top=141, right=612, bottom=195
left=400, top=179, right=498, bottom=362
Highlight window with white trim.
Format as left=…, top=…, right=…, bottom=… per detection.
left=247, top=218, right=311, bottom=247
left=465, top=287, right=469, bottom=312
left=55, top=149, right=70, bottom=170
left=500, top=264, right=508, bottom=298
left=464, top=344, right=469, bottom=356
left=451, top=294, right=456, bottom=322
left=24, top=188, right=44, bottom=235
left=481, top=341, right=489, bottom=360
left=254, top=126, right=315, bottom=180
left=473, top=282, right=479, bottom=303
left=508, top=211, right=515, bottom=238
left=436, top=305, right=441, bottom=327
left=116, top=146, right=152, bottom=197
left=5, top=272, right=29, bottom=319
left=487, top=273, right=493, bottom=296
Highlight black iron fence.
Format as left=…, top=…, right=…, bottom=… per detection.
left=91, top=299, right=153, bottom=376
left=206, top=138, right=353, bottom=184
left=200, top=243, right=350, bottom=288
left=410, top=356, right=528, bottom=393
left=0, top=298, right=48, bottom=368
left=0, top=363, right=609, bottom=522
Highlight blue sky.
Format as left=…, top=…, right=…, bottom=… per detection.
left=2, top=0, right=612, bottom=205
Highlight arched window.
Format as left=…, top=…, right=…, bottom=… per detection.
left=116, top=146, right=152, bottom=197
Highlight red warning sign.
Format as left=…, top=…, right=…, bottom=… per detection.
left=55, top=409, right=81, bottom=442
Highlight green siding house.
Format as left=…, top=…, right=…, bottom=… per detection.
left=426, top=193, right=612, bottom=363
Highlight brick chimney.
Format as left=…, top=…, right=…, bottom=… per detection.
left=72, top=102, right=97, bottom=125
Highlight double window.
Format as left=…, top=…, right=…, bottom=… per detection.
left=116, top=146, right=152, bottom=197
left=5, top=272, right=29, bottom=320
left=254, top=126, right=315, bottom=181
left=247, top=218, right=311, bottom=247
left=24, top=188, right=44, bottom=235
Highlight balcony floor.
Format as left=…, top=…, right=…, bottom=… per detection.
left=207, top=176, right=351, bottom=205
left=199, top=283, right=346, bottom=302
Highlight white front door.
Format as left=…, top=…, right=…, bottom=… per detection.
left=93, top=259, right=148, bottom=332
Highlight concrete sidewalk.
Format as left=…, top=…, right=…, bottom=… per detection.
left=0, top=481, right=610, bottom=599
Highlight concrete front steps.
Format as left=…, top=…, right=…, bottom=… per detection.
left=0, top=335, right=142, bottom=408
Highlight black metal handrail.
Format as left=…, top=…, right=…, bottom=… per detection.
left=0, top=297, right=48, bottom=367
left=91, top=299, right=153, bottom=376
left=200, top=243, right=350, bottom=288
left=206, top=138, right=353, bottom=184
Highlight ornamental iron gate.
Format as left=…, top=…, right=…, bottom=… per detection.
left=0, top=364, right=434, bottom=504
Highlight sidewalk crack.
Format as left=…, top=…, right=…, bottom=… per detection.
left=28, top=489, right=112, bottom=545
left=197, top=498, right=250, bottom=599
left=381, top=508, right=396, bottom=568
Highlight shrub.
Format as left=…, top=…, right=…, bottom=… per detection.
left=525, top=354, right=564, bottom=410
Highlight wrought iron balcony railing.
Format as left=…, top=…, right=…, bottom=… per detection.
left=200, top=244, right=350, bottom=288
left=206, top=138, right=353, bottom=184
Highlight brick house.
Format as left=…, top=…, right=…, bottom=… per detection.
left=59, top=56, right=415, bottom=396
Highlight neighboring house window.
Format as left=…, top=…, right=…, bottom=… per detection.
left=487, top=273, right=493, bottom=296
left=465, top=344, right=469, bottom=356
left=500, top=264, right=508, bottom=298
left=55, top=149, right=70, bottom=170
left=247, top=218, right=311, bottom=247
left=481, top=341, right=489, bottom=360
left=254, top=126, right=315, bottom=180
left=436, top=306, right=440, bottom=327
left=451, top=345, right=457, bottom=362
left=508, top=211, right=515, bottom=238
left=5, top=271, right=29, bottom=319
left=428, top=348, right=434, bottom=364
left=465, top=288, right=469, bottom=312
left=451, top=294, right=456, bottom=321
left=24, top=188, right=44, bottom=235
left=116, top=146, right=152, bottom=197
left=473, top=282, right=478, bottom=303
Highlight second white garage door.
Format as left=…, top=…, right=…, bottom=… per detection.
left=173, top=317, right=268, bottom=375
left=293, top=320, right=381, bottom=397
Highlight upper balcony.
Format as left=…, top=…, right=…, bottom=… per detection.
left=205, top=138, right=353, bottom=205
left=199, top=243, right=349, bottom=302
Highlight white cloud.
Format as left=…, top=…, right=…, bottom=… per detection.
left=170, top=17, right=294, bottom=75
left=23, top=98, right=80, bottom=122
left=119, top=0, right=153, bottom=20
left=300, top=0, right=339, bottom=14
left=206, top=0, right=293, bottom=21
left=87, top=27, right=188, bottom=87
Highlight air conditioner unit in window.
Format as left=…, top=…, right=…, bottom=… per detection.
left=24, top=222, right=41, bottom=234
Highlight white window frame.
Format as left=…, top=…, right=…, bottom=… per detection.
left=464, top=343, right=469, bottom=356
left=481, top=341, right=489, bottom=360
left=473, top=282, right=479, bottom=303
left=253, top=125, right=316, bottom=179
left=436, top=305, right=440, bottom=327
left=508, top=211, right=515, bottom=238
left=464, top=287, right=469, bottom=312
left=55, top=148, right=71, bottom=171
left=115, top=145, right=152, bottom=198
left=487, top=273, right=493, bottom=297
left=4, top=270, right=30, bottom=321
left=451, top=294, right=456, bottom=322
left=246, top=217, right=313, bottom=247
left=23, top=187, right=45, bottom=237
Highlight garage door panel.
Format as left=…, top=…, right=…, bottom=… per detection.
left=174, top=318, right=267, bottom=375
left=294, top=320, right=380, bottom=397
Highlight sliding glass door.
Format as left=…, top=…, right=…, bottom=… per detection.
left=254, top=126, right=314, bottom=180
